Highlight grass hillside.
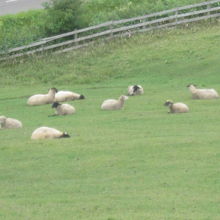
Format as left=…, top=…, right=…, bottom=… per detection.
left=0, top=23, right=220, bottom=219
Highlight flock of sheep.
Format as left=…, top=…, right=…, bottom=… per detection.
left=0, top=84, right=219, bottom=139
left=165, top=84, right=219, bottom=113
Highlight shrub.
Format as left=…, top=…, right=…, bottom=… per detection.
left=43, top=0, right=82, bottom=35
left=0, top=10, right=46, bottom=52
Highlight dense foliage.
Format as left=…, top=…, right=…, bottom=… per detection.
left=43, top=0, right=82, bottom=35
left=0, top=10, right=46, bottom=52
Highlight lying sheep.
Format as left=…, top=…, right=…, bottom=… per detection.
left=128, top=85, right=144, bottom=96
left=187, top=84, right=219, bottom=99
left=27, top=88, right=58, bottom=106
left=101, top=95, right=128, bottom=110
left=52, top=102, right=76, bottom=115
left=31, top=126, right=70, bottom=140
left=55, top=90, right=85, bottom=102
left=0, top=115, right=22, bottom=129
left=164, top=100, right=189, bottom=113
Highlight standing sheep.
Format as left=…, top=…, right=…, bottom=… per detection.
left=101, top=95, right=128, bottom=110
left=27, top=88, right=58, bottom=106
left=55, top=90, right=85, bottom=102
left=164, top=100, right=189, bottom=113
left=187, top=84, right=219, bottom=99
left=128, top=85, right=144, bottom=96
left=31, top=126, right=70, bottom=140
left=0, top=116, right=22, bottom=129
left=51, top=102, right=76, bottom=115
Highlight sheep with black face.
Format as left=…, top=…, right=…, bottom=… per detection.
left=31, top=126, right=70, bottom=140
left=55, top=90, right=85, bottom=102
left=52, top=102, right=76, bottom=115
left=128, top=85, right=144, bottom=96
left=164, top=100, right=189, bottom=113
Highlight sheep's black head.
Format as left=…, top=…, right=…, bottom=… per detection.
left=61, top=132, right=70, bottom=138
left=79, top=94, right=85, bottom=99
left=133, top=85, right=140, bottom=93
left=52, top=102, right=60, bottom=108
left=164, top=100, right=173, bottom=106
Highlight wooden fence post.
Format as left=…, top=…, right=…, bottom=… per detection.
left=110, top=21, right=114, bottom=38
left=74, top=32, right=78, bottom=46
left=207, top=3, right=211, bottom=16
left=175, top=9, right=179, bottom=24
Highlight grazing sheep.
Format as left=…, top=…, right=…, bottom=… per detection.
left=0, top=115, right=22, bottom=129
left=51, top=102, right=76, bottom=115
left=27, top=88, right=58, bottom=106
left=187, top=84, right=219, bottom=99
left=101, top=95, right=128, bottom=110
left=128, top=85, right=144, bottom=96
left=31, top=126, right=70, bottom=140
left=164, top=100, right=189, bottom=113
left=55, top=90, right=85, bottom=102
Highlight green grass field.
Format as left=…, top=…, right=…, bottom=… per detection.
left=0, top=23, right=220, bottom=219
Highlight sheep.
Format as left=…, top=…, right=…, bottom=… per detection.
left=51, top=102, right=76, bottom=115
left=31, top=126, right=70, bottom=140
left=164, top=100, right=189, bottom=113
left=55, top=90, right=85, bottom=102
left=101, top=95, right=129, bottom=110
left=27, top=88, right=58, bottom=106
left=128, top=85, right=144, bottom=96
left=187, top=84, right=219, bottom=99
left=0, top=115, right=22, bottom=129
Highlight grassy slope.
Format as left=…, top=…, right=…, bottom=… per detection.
left=0, top=23, right=220, bottom=219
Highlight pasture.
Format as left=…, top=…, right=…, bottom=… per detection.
left=0, top=23, right=220, bottom=219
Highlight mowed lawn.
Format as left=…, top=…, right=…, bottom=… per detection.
left=0, top=23, right=220, bottom=219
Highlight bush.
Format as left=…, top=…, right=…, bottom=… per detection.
left=0, top=10, right=46, bottom=52
left=43, top=0, right=82, bottom=35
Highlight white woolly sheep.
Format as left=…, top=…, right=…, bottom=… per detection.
left=27, top=88, right=58, bottom=106
left=128, top=85, right=144, bottom=96
left=101, top=95, right=129, bottom=110
left=0, top=115, right=22, bottom=129
left=31, top=126, right=70, bottom=140
left=55, top=90, right=85, bottom=102
left=51, top=102, right=76, bottom=115
left=164, top=100, right=189, bottom=113
left=187, top=84, right=219, bottom=99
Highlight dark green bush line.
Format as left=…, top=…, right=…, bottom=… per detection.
left=0, top=0, right=206, bottom=52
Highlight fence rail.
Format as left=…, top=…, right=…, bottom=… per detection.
left=1, top=0, right=220, bottom=61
